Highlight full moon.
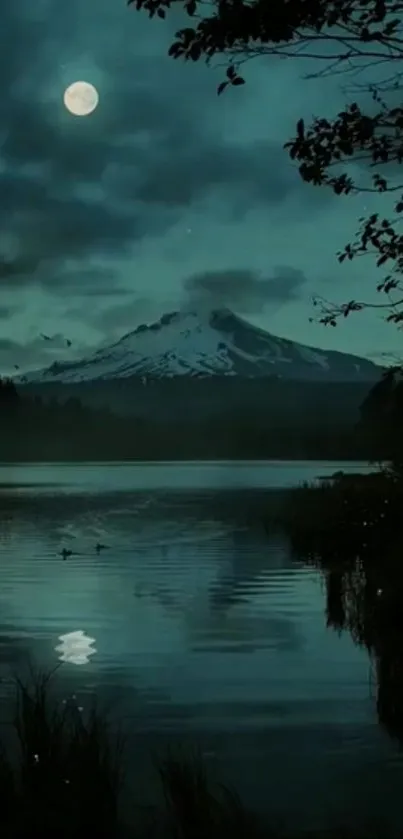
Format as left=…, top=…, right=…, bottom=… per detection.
left=63, top=81, right=99, bottom=117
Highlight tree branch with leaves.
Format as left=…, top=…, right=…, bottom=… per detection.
left=130, top=0, right=403, bottom=343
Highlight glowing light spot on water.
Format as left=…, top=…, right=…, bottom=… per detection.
left=55, top=630, right=97, bottom=665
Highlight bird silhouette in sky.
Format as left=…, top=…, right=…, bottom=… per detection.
left=60, top=548, right=73, bottom=560
left=95, top=542, right=108, bottom=553
left=40, top=333, right=51, bottom=341
left=14, top=364, right=19, bottom=370
left=66, top=339, right=72, bottom=347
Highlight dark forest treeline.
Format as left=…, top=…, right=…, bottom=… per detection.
left=27, top=375, right=372, bottom=428
left=0, top=377, right=373, bottom=461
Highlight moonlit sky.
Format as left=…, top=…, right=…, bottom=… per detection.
left=0, top=0, right=401, bottom=374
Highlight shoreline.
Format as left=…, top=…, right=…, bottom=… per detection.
left=0, top=456, right=375, bottom=464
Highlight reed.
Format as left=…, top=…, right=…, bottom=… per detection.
left=0, top=665, right=125, bottom=838
left=155, top=744, right=262, bottom=839
left=0, top=666, right=399, bottom=839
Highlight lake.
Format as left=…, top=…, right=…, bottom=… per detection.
left=0, top=459, right=402, bottom=835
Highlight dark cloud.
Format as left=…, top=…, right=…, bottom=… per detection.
left=0, top=5, right=178, bottom=290
left=40, top=267, right=127, bottom=298
left=0, top=1, right=323, bottom=295
left=61, top=296, right=163, bottom=344
left=113, top=137, right=299, bottom=210
left=0, top=305, right=18, bottom=320
left=182, top=267, right=308, bottom=313
left=94, top=296, right=158, bottom=333
left=0, top=6, right=132, bottom=288
left=0, top=334, right=79, bottom=374
left=74, top=286, right=132, bottom=299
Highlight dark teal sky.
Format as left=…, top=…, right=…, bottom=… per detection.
left=0, top=0, right=399, bottom=373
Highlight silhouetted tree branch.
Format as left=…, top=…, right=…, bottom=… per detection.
left=130, top=0, right=403, bottom=73
left=130, top=0, right=403, bottom=340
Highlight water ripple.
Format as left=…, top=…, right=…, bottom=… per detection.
left=0, top=461, right=401, bottom=835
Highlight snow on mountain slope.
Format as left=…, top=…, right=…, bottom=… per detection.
left=17, top=308, right=381, bottom=384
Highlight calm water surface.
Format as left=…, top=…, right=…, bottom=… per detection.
left=0, top=459, right=401, bottom=834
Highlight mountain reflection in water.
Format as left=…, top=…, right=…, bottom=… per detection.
left=0, top=460, right=402, bottom=835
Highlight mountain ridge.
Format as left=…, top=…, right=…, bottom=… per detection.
left=16, top=308, right=381, bottom=385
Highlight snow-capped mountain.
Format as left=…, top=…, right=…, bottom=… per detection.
left=17, top=308, right=381, bottom=384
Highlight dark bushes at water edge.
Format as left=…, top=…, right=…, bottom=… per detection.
left=279, top=471, right=403, bottom=564
left=278, top=471, right=403, bottom=747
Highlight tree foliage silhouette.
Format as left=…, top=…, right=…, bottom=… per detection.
left=0, top=377, right=20, bottom=414
left=130, top=0, right=403, bottom=338
left=360, top=365, right=403, bottom=468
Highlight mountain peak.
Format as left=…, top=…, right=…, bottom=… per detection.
left=16, top=307, right=381, bottom=385
left=131, top=307, right=234, bottom=334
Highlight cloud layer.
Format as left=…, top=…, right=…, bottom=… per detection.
left=1, top=0, right=396, bottom=371
left=182, top=266, right=308, bottom=313
left=0, top=1, right=326, bottom=298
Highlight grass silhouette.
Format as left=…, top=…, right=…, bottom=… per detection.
left=0, top=669, right=262, bottom=839
left=0, top=664, right=399, bottom=839
left=155, top=744, right=262, bottom=839
left=0, top=665, right=124, bottom=838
